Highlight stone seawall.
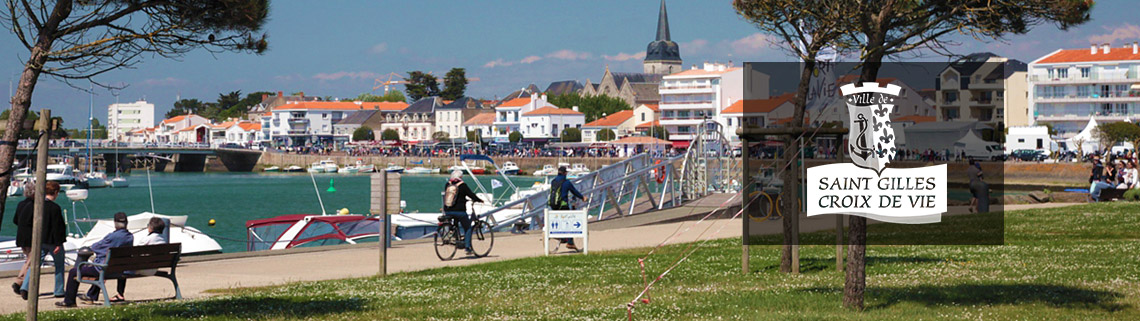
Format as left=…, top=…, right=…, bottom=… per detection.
left=257, top=152, right=624, bottom=173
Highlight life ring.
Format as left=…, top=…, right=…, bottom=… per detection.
left=653, top=160, right=666, bottom=183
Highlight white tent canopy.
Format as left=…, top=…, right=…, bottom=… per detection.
left=1062, top=117, right=1100, bottom=153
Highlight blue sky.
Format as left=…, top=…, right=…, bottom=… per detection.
left=1, top=0, right=1138, bottom=127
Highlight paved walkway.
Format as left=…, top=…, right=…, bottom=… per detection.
left=0, top=200, right=1082, bottom=314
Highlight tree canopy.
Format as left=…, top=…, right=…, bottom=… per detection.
left=352, top=126, right=375, bottom=141
left=547, top=93, right=630, bottom=122
left=508, top=131, right=522, bottom=143
left=560, top=128, right=582, bottom=142
left=440, top=68, right=468, bottom=100
left=404, top=71, right=440, bottom=102
left=381, top=129, right=400, bottom=141
left=596, top=129, right=616, bottom=141
left=166, top=90, right=271, bottom=121
left=348, top=91, right=405, bottom=103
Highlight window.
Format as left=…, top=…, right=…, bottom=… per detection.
left=1057, top=68, right=1068, bottom=78
left=1047, top=68, right=1055, bottom=79
left=1080, top=67, right=1091, bottom=78
left=641, top=113, right=646, bottom=121
left=727, top=118, right=733, bottom=126
left=1017, top=138, right=1025, bottom=143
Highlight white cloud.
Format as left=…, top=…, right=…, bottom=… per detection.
left=368, top=43, right=388, bottom=54
left=483, top=59, right=514, bottom=68
left=545, top=49, right=591, bottom=60
left=312, top=71, right=381, bottom=81
left=681, top=39, right=709, bottom=55
left=603, top=51, right=646, bottom=61
left=520, top=55, right=543, bottom=64
left=1089, top=23, right=1140, bottom=45
left=730, top=33, right=774, bottom=55
left=140, top=77, right=186, bottom=87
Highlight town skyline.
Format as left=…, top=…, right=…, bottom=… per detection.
left=1, top=0, right=1137, bottom=126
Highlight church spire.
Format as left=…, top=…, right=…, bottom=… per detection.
left=655, top=0, right=671, bottom=42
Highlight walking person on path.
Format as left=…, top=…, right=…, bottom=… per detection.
left=10, top=179, right=36, bottom=296
left=18, top=181, right=67, bottom=300
left=548, top=166, right=587, bottom=251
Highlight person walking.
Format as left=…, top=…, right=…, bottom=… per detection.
left=548, top=166, right=587, bottom=250
left=18, top=181, right=66, bottom=300
left=11, top=179, right=36, bottom=296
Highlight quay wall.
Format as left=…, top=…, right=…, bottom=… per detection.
left=257, top=152, right=626, bottom=173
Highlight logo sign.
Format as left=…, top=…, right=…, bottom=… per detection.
left=544, top=209, right=589, bottom=255
left=806, top=82, right=947, bottom=224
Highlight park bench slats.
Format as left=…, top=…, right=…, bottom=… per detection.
left=78, top=243, right=182, bottom=306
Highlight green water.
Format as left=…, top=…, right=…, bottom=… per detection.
left=0, top=172, right=544, bottom=253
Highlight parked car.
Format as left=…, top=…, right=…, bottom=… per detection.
left=1009, top=149, right=1047, bottom=161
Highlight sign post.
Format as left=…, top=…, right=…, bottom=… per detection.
left=544, top=209, right=588, bottom=255
left=371, top=172, right=400, bottom=276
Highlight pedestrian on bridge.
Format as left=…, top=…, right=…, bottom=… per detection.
left=548, top=166, right=586, bottom=251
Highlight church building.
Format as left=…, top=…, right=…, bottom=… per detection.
left=581, top=0, right=682, bottom=107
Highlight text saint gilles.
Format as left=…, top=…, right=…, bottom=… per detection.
left=817, top=177, right=938, bottom=191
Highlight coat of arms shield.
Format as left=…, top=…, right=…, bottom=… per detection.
left=840, top=82, right=901, bottom=175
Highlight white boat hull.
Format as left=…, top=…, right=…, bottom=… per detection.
left=110, top=177, right=129, bottom=188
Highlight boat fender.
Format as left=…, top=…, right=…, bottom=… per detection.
left=339, top=208, right=350, bottom=215
left=208, top=219, right=217, bottom=227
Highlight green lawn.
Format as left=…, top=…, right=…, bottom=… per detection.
left=6, top=203, right=1140, bottom=320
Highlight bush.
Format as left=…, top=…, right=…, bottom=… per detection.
left=1123, top=189, right=1140, bottom=201
left=508, top=131, right=522, bottom=143
left=561, top=128, right=581, bottom=142
left=352, top=126, right=374, bottom=141
left=596, top=128, right=616, bottom=141
left=381, top=129, right=400, bottom=141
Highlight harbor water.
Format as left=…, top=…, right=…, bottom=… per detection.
left=0, top=172, right=545, bottom=253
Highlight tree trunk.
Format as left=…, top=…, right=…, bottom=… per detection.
left=779, top=59, right=817, bottom=273
left=0, top=1, right=71, bottom=229
left=843, top=30, right=885, bottom=310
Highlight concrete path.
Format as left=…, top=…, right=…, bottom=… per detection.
left=0, top=200, right=1083, bottom=315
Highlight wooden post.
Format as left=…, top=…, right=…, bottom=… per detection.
left=834, top=134, right=845, bottom=271
left=26, top=109, right=50, bottom=320
left=740, top=137, right=750, bottom=274
left=371, top=171, right=388, bottom=276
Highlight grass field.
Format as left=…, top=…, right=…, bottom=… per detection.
left=4, top=202, right=1139, bottom=320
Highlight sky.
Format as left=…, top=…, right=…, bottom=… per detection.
left=1, top=0, right=1138, bottom=128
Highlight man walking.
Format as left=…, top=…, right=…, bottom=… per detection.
left=549, top=166, right=586, bottom=250
left=20, top=181, right=66, bottom=300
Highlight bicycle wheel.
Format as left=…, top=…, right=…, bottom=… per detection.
left=469, top=219, right=494, bottom=257
left=434, top=225, right=456, bottom=261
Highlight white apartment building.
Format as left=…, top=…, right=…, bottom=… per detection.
left=520, top=106, right=584, bottom=139
left=156, top=114, right=209, bottom=143
left=935, top=53, right=1028, bottom=127
left=1029, top=42, right=1140, bottom=134
left=658, top=63, right=744, bottom=143
left=268, top=101, right=407, bottom=146
left=108, top=100, right=155, bottom=141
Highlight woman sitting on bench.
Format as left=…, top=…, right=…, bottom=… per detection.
left=104, top=217, right=167, bottom=303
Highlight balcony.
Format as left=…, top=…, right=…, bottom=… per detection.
left=287, top=129, right=308, bottom=135
left=288, top=117, right=308, bottom=123
left=1029, top=74, right=1137, bottom=84
left=1035, top=93, right=1140, bottom=103
left=970, top=98, right=995, bottom=105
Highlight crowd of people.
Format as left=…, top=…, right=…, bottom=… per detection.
left=282, top=144, right=682, bottom=159
left=1088, top=154, right=1139, bottom=202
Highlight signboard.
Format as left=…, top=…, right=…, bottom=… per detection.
left=544, top=209, right=588, bottom=255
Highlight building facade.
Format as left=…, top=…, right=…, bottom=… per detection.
left=935, top=53, right=1028, bottom=128
left=1028, top=43, right=1140, bottom=135
left=492, top=93, right=555, bottom=140
left=658, top=62, right=744, bottom=142
left=108, top=100, right=155, bottom=141
left=434, top=97, right=487, bottom=142
left=520, top=106, right=585, bottom=139
left=268, top=101, right=407, bottom=146
left=579, top=0, right=679, bottom=107
left=381, top=97, right=439, bottom=142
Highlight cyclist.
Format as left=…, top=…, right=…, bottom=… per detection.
left=443, top=170, right=483, bottom=256
left=548, top=166, right=586, bottom=250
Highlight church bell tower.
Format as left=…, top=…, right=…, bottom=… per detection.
left=643, top=0, right=682, bottom=75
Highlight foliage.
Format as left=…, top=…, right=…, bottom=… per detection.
left=1123, top=189, right=1140, bottom=202
left=466, top=131, right=478, bottom=143
left=560, top=128, right=582, bottom=142
left=381, top=129, right=400, bottom=141
left=508, top=131, right=522, bottom=143
left=440, top=68, right=468, bottom=101
left=348, top=91, right=406, bottom=103
left=165, top=91, right=271, bottom=121
left=432, top=131, right=450, bottom=143
left=596, top=129, right=616, bottom=141
left=1043, top=123, right=1058, bottom=136
left=647, top=126, right=669, bottom=141
left=69, top=118, right=108, bottom=139
left=404, top=71, right=440, bottom=102
left=13, top=203, right=1140, bottom=321
left=547, top=93, right=630, bottom=122
left=1094, top=122, right=1140, bottom=153
left=352, top=126, right=374, bottom=141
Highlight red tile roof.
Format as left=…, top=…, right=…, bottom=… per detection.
left=893, top=115, right=936, bottom=123
left=238, top=122, right=261, bottom=131
left=497, top=97, right=531, bottom=108
left=610, top=136, right=671, bottom=145
left=463, top=113, right=496, bottom=126
left=1037, top=47, right=1140, bottom=64
left=584, top=110, right=633, bottom=127
left=522, top=106, right=582, bottom=116
left=635, top=120, right=660, bottom=128
left=639, top=104, right=659, bottom=112
left=162, top=115, right=188, bottom=124
left=721, top=94, right=794, bottom=114
left=273, top=101, right=408, bottom=111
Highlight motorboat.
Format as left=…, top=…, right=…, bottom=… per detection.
left=83, top=172, right=107, bottom=188
left=569, top=163, right=591, bottom=177
left=358, top=162, right=376, bottom=173
left=46, top=164, right=83, bottom=186
left=309, top=159, right=338, bottom=173
left=384, top=164, right=405, bottom=173
left=532, top=164, right=557, bottom=176
left=283, top=165, right=305, bottom=172
left=64, top=188, right=88, bottom=201
left=246, top=214, right=381, bottom=251
left=7, top=179, right=24, bottom=197
left=109, top=177, right=129, bottom=188
left=263, top=166, right=281, bottom=172
left=337, top=165, right=360, bottom=174
left=405, top=167, right=440, bottom=175
left=73, top=212, right=222, bottom=255
left=13, top=167, right=32, bottom=180
left=499, top=162, right=520, bottom=175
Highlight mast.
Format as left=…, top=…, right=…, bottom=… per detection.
left=87, top=84, right=93, bottom=175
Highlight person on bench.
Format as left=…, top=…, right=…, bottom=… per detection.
left=105, top=217, right=167, bottom=303
left=56, top=212, right=133, bottom=308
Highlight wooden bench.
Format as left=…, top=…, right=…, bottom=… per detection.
left=77, top=243, right=182, bottom=306
left=1098, top=188, right=1128, bottom=202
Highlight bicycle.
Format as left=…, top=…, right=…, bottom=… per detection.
left=434, top=210, right=495, bottom=260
